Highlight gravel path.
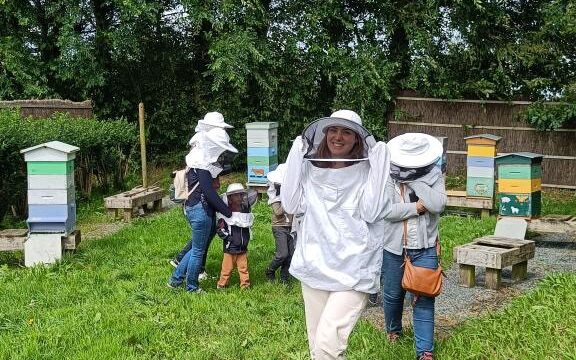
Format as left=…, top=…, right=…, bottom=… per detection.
left=363, top=232, right=576, bottom=338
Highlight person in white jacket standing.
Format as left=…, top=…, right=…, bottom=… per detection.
left=281, top=110, right=391, bottom=360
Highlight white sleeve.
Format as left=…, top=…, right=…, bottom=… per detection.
left=359, top=141, right=392, bottom=223
left=280, top=136, right=306, bottom=214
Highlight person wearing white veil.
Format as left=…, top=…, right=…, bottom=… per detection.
left=168, top=127, right=238, bottom=293
left=188, top=111, right=233, bottom=147
left=171, top=112, right=234, bottom=280
left=281, top=110, right=391, bottom=360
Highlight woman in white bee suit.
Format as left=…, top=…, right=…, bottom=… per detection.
left=281, top=110, right=391, bottom=360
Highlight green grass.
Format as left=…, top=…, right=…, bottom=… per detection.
left=0, top=173, right=575, bottom=359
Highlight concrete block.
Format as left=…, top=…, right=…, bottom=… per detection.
left=24, top=233, right=63, bottom=266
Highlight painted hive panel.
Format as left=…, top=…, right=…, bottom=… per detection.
left=499, top=192, right=541, bottom=217
left=466, top=177, right=495, bottom=198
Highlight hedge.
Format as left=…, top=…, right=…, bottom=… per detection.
left=0, top=109, right=138, bottom=223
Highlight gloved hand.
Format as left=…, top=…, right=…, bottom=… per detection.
left=216, top=220, right=230, bottom=239
left=367, top=141, right=389, bottom=169
left=290, top=135, right=307, bottom=158
left=365, top=134, right=377, bottom=150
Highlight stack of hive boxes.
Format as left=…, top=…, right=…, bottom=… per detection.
left=245, top=122, right=278, bottom=184
left=464, top=134, right=502, bottom=199
left=496, top=152, right=543, bottom=218
left=20, top=141, right=79, bottom=266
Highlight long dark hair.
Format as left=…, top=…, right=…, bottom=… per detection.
left=312, top=129, right=364, bottom=168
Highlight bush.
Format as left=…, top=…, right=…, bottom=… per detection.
left=0, top=109, right=138, bottom=223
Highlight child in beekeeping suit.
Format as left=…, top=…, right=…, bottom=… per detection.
left=215, top=183, right=258, bottom=289
left=264, top=164, right=295, bottom=284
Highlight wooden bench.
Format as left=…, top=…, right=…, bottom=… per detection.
left=455, top=236, right=535, bottom=290
left=527, top=215, right=576, bottom=236
left=446, top=190, right=493, bottom=218
left=104, top=186, right=164, bottom=221
left=0, top=229, right=82, bottom=251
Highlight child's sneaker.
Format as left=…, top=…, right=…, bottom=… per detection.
left=188, top=288, right=205, bottom=294
left=198, top=271, right=209, bottom=281
left=265, top=268, right=276, bottom=282
left=169, top=259, right=179, bottom=268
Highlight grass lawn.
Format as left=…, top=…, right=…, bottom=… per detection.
left=0, top=176, right=575, bottom=359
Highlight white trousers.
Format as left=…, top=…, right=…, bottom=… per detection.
left=301, top=283, right=368, bottom=360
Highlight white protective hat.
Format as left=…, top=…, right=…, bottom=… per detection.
left=266, top=163, right=287, bottom=184
left=301, top=109, right=376, bottom=160
left=198, top=112, right=233, bottom=129
left=226, top=183, right=246, bottom=195
left=387, top=133, right=443, bottom=168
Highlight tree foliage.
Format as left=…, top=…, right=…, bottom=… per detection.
left=1, top=0, right=576, bottom=159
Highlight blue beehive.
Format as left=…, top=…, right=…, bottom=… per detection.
left=245, top=122, right=278, bottom=183
left=21, top=141, right=79, bottom=235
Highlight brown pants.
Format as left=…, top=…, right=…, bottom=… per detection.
left=217, top=253, right=250, bottom=288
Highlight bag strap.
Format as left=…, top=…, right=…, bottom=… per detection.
left=400, top=183, right=442, bottom=266
left=185, top=168, right=199, bottom=199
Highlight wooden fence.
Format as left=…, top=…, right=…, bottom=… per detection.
left=0, top=99, right=92, bottom=118
left=387, top=97, right=576, bottom=189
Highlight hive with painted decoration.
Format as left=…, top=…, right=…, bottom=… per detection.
left=245, top=122, right=278, bottom=183
left=496, top=152, right=543, bottom=218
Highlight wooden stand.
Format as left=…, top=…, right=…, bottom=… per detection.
left=455, top=236, right=535, bottom=290
left=104, top=186, right=164, bottom=221
left=527, top=215, right=576, bottom=235
left=446, top=190, right=493, bottom=218
left=0, top=229, right=82, bottom=252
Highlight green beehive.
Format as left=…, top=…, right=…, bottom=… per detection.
left=495, top=152, right=543, bottom=218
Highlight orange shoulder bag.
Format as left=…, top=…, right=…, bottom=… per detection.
left=399, top=184, right=444, bottom=297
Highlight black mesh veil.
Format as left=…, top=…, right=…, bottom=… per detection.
left=301, top=117, right=376, bottom=161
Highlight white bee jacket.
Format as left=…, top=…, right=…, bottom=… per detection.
left=281, top=136, right=391, bottom=293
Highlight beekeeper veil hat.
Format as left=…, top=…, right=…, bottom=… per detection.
left=185, top=128, right=238, bottom=176
left=301, top=109, right=376, bottom=162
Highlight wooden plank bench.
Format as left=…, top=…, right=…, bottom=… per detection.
left=104, top=186, right=164, bottom=221
left=446, top=190, right=494, bottom=218
left=455, top=236, right=535, bottom=290
left=527, top=215, right=576, bottom=236
left=0, top=229, right=82, bottom=251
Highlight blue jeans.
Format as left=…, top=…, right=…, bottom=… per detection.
left=381, top=247, right=437, bottom=356
left=175, top=217, right=216, bottom=273
left=169, top=203, right=213, bottom=291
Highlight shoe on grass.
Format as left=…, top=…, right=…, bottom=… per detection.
left=167, top=282, right=181, bottom=289
left=367, top=293, right=379, bottom=307
left=417, top=351, right=433, bottom=360
left=198, top=271, right=209, bottom=281
left=387, top=332, right=401, bottom=343
left=169, top=259, right=179, bottom=268
left=188, top=288, right=205, bottom=294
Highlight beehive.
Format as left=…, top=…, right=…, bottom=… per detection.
left=464, top=134, right=502, bottom=198
left=21, top=141, right=79, bottom=235
left=245, top=122, right=278, bottom=183
left=496, top=152, right=543, bottom=218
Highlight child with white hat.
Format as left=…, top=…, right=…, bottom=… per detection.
left=215, top=183, right=257, bottom=289
left=378, top=132, right=447, bottom=360
left=264, top=164, right=295, bottom=284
